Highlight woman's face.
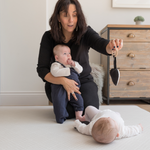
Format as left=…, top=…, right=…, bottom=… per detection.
left=58, top=4, right=78, bottom=35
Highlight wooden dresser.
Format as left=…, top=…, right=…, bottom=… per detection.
left=100, top=24, right=150, bottom=104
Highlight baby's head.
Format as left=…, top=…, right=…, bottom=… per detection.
left=92, top=117, right=119, bottom=144
left=53, top=44, right=71, bottom=65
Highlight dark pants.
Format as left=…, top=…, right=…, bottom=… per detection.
left=66, top=79, right=99, bottom=118
left=51, top=83, right=84, bottom=123
left=45, top=77, right=99, bottom=119
left=50, top=68, right=84, bottom=123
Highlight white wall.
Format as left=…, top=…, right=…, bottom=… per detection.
left=79, top=0, right=150, bottom=64
left=0, top=0, right=48, bottom=105
left=0, top=0, right=150, bottom=105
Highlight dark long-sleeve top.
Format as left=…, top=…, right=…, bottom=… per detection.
left=37, top=26, right=110, bottom=83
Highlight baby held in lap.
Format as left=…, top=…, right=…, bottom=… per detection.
left=75, top=106, right=143, bottom=144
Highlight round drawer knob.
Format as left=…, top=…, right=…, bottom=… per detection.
left=127, top=81, right=135, bottom=86
left=127, top=53, right=135, bottom=58
left=127, top=33, right=135, bottom=38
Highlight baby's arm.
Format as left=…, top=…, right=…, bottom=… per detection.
left=51, top=62, right=70, bottom=77
left=118, top=124, right=143, bottom=139
left=73, top=61, right=83, bottom=74
left=74, top=120, right=91, bottom=135
left=68, top=60, right=83, bottom=74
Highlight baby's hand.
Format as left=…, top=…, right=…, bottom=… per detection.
left=74, top=119, right=80, bottom=130
left=74, top=119, right=81, bottom=128
left=75, top=119, right=80, bottom=124
left=139, top=124, right=143, bottom=131
left=67, top=60, right=75, bottom=67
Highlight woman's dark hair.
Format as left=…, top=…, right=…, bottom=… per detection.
left=49, top=0, right=87, bottom=45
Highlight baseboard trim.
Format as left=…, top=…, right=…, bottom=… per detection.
left=0, top=91, right=49, bottom=106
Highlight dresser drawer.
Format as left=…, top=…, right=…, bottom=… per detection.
left=110, top=30, right=150, bottom=42
left=109, top=70, right=150, bottom=98
left=110, top=43, right=150, bottom=69
left=101, top=25, right=150, bottom=104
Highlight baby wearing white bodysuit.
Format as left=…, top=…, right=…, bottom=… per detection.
left=75, top=106, right=143, bottom=144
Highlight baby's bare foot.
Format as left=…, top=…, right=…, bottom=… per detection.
left=77, top=115, right=85, bottom=122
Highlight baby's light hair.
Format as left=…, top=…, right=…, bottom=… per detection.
left=92, top=118, right=118, bottom=144
left=53, top=44, right=69, bottom=56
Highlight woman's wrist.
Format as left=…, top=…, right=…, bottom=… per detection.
left=106, top=43, right=112, bottom=55
left=59, top=77, right=67, bottom=86
left=44, top=72, right=65, bottom=85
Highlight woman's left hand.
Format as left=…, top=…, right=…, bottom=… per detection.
left=106, top=39, right=123, bottom=57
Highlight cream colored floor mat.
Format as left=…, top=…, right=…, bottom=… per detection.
left=0, top=105, right=149, bottom=150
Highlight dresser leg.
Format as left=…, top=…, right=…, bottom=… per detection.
left=107, top=97, right=109, bottom=105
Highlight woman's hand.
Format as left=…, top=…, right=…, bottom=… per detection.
left=61, top=77, right=81, bottom=101
left=106, top=39, right=123, bottom=56
left=44, top=72, right=80, bottom=100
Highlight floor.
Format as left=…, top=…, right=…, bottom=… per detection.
left=50, top=100, right=150, bottom=112
left=102, top=100, right=150, bottom=112
left=1, top=105, right=150, bottom=149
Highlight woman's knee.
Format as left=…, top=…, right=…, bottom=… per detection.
left=80, top=81, right=99, bottom=108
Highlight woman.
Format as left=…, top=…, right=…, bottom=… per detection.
left=37, top=0, right=123, bottom=119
